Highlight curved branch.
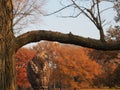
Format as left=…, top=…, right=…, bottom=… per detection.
left=15, top=30, right=120, bottom=51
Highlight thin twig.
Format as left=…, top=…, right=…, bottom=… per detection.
left=44, top=4, right=74, bottom=16
left=71, top=0, right=97, bottom=26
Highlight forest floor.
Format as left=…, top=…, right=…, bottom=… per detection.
left=54, top=88, right=120, bottom=90
left=79, top=88, right=120, bottom=90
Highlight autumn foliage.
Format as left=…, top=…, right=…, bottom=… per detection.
left=32, top=41, right=103, bottom=89
left=88, top=49, right=120, bottom=88
left=15, top=48, right=35, bottom=89
left=15, top=41, right=120, bottom=89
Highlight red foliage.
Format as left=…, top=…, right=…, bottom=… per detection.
left=16, top=41, right=120, bottom=89
left=86, top=48, right=120, bottom=88
left=33, top=41, right=103, bottom=89
left=15, top=48, right=35, bottom=89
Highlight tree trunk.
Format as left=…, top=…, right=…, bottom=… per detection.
left=0, top=0, right=17, bottom=90
left=53, top=79, right=56, bottom=90
left=39, top=88, right=48, bottom=90
left=0, top=47, right=17, bottom=90
left=98, top=26, right=106, bottom=42
left=33, top=88, right=48, bottom=90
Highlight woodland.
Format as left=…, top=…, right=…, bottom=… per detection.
left=0, top=0, right=120, bottom=90
left=16, top=41, right=120, bottom=90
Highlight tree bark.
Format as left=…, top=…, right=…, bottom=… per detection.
left=0, top=47, right=17, bottom=90
left=0, top=0, right=17, bottom=90
left=16, top=30, right=120, bottom=51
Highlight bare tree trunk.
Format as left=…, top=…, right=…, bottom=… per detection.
left=39, top=88, right=48, bottom=90
left=0, top=47, right=17, bottom=90
left=53, top=79, right=56, bottom=90
left=98, top=27, right=106, bottom=42
left=32, top=87, right=48, bottom=90
left=0, top=0, right=17, bottom=90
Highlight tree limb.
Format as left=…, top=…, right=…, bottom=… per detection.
left=15, top=30, right=120, bottom=51
left=71, top=0, right=95, bottom=23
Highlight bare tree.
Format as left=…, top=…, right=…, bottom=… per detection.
left=45, top=0, right=119, bottom=41
left=114, top=0, right=120, bottom=22
left=46, top=0, right=113, bottom=42
left=12, top=0, right=45, bottom=33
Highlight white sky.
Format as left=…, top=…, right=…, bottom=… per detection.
left=23, top=0, right=117, bottom=47
left=41, top=0, right=116, bottom=38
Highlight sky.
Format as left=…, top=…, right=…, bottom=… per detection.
left=39, top=0, right=116, bottom=38
left=23, top=0, right=117, bottom=47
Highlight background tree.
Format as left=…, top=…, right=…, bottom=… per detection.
left=86, top=24, right=120, bottom=88
left=0, top=0, right=120, bottom=90
left=113, top=0, right=120, bottom=22
left=32, top=41, right=103, bottom=89
left=12, top=0, right=45, bottom=34
left=106, top=26, right=120, bottom=42
left=46, top=0, right=119, bottom=42
left=27, top=51, right=50, bottom=90
left=15, top=48, right=35, bottom=90
left=15, top=41, right=120, bottom=89
left=93, top=55, right=120, bottom=88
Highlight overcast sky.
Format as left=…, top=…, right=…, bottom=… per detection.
left=38, top=0, right=116, bottom=38
left=24, top=0, right=116, bottom=47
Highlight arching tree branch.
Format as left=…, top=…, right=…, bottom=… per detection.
left=15, top=30, right=120, bottom=51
